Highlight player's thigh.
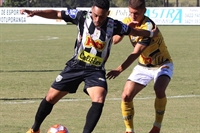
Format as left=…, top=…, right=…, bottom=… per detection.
left=87, top=86, right=107, bottom=103
left=84, top=70, right=107, bottom=103
left=154, top=75, right=170, bottom=91
left=46, top=87, right=68, bottom=104
left=154, top=63, right=173, bottom=91
left=122, top=80, right=145, bottom=101
left=51, top=65, right=84, bottom=93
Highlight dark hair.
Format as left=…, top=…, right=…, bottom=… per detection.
left=128, top=0, right=146, bottom=9
left=93, top=0, right=110, bottom=11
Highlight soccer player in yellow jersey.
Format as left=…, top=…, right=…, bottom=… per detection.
left=107, top=0, right=173, bottom=133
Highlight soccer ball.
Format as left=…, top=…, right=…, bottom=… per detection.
left=47, top=124, right=69, bottom=133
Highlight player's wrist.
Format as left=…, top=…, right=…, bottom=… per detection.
left=117, top=66, right=123, bottom=72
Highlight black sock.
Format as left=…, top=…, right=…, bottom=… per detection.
left=83, top=102, right=104, bottom=133
left=32, top=98, right=54, bottom=131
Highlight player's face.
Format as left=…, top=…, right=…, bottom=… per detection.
left=91, top=6, right=109, bottom=27
left=128, top=7, right=146, bottom=23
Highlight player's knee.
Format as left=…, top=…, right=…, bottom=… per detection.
left=122, top=93, right=133, bottom=102
left=154, top=88, right=166, bottom=98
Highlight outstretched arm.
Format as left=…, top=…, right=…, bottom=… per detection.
left=106, top=43, right=147, bottom=79
left=112, top=35, right=124, bottom=45
left=20, top=9, right=62, bottom=19
left=128, top=22, right=159, bottom=37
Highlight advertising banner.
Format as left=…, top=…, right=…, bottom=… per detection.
left=0, top=7, right=199, bottom=25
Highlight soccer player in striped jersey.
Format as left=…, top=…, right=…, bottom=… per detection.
left=107, top=0, right=173, bottom=133
left=20, top=0, right=158, bottom=133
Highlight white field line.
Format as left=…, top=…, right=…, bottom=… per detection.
left=1, top=94, right=200, bottom=105
left=1, top=36, right=59, bottom=43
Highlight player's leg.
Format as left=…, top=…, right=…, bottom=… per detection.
left=122, top=65, right=152, bottom=133
left=149, top=63, right=173, bottom=133
left=83, top=86, right=107, bottom=133
left=121, top=81, right=145, bottom=133
left=82, top=70, right=107, bottom=133
left=27, top=65, right=82, bottom=133
left=149, top=76, right=170, bottom=133
left=30, top=88, right=68, bottom=132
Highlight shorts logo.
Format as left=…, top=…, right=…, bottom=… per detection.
left=56, top=75, right=63, bottom=82
left=66, top=9, right=78, bottom=19
left=98, top=78, right=105, bottom=82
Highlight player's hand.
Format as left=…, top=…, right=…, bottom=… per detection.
left=152, top=25, right=160, bottom=37
left=20, top=9, right=35, bottom=17
left=127, top=21, right=138, bottom=28
left=106, top=70, right=121, bottom=80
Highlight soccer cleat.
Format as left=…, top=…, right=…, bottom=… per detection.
left=149, top=126, right=160, bottom=133
left=26, top=128, right=40, bottom=133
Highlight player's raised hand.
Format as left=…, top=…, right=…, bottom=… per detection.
left=20, top=9, right=35, bottom=17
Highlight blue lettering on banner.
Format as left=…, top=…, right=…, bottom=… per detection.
left=145, top=8, right=182, bottom=24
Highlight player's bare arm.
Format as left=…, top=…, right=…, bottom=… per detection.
left=107, top=43, right=147, bottom=79
left=112, top=35, right=124, bottom=44
left=128, top=21, right=159, bottom=37
left=20, top=9, right=62, bottom=19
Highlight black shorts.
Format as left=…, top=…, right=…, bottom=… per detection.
left=51, top=64, right=108, bottom=94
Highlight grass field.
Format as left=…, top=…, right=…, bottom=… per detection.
left=0, top=24, right=200, bottom=133
left=169, top=0, right=198, bottom=6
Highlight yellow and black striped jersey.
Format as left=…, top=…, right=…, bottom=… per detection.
left=122, top=16, right=173, bottom=67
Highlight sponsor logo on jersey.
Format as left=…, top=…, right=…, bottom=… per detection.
left=66, top=9, right=78, bottom=19
left=85, top=35, right=106, bottom=51
left=78, top=50, right=103, bottom=66
left=141, top=55, right=152, bottom=64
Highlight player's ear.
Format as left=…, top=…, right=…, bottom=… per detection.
left=107, top=10, right=110, bottom=16
left=144, top=8, right=147, bottom=14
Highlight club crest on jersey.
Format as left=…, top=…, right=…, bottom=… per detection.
left=85, top=35, right=106, bottom=51
left=66, top=9, right=78, bottom=19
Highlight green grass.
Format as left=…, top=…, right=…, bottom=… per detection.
left=0, top=24, right=200, bottom=133
left=169, top=0, right=198, bottom=6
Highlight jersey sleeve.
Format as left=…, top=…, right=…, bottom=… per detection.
left=113, top=20, right=131, bottom=36
left=122, top=17, right=132, bottom=24
left=61, top=9, right=85, bottom=25
left=137, top=18, right=154, bottom=46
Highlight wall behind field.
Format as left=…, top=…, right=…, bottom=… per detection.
left=0, top=7, right=199, bottom=25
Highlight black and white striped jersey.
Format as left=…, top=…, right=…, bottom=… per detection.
left=61, top=9, right=131, bottom=69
